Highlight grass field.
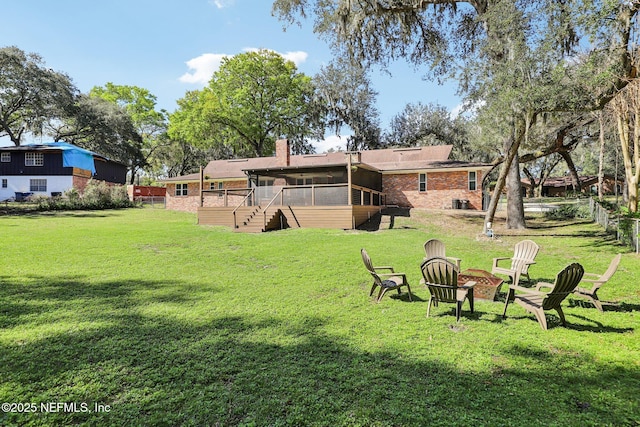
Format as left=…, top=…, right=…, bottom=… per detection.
left=0, top=207, right=639, bottom=426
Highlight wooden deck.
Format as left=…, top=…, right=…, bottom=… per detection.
left=197, top=205, right=382, bottom=232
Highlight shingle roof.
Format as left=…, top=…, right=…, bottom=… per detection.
left=162, top=144, right=489, bottom=182
left=521, top=175, right=614, bottom=188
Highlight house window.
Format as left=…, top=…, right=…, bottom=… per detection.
left=419, top=173, right=427, bottom=192
left=2, top=179, right=7, bottom=188
left=25, top=152, right=44, bottom=166
left=1, top=153, right=10, bottom=162
left=30, top=179, right=47, bottom=192
left=210, top=181, right=223, bottom=197
left=175, top=183, right=188, bottom=196
left=469, top=171, right=477, bottom=191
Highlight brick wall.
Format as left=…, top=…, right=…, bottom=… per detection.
left=72, top=175, right=91, bottom=194
left=165, top=170, right=485, bottom=212
left=383, top=170, right=484, bottom=210
left=276, top=139, right=290, bottom=167
left=72, top=175, right=124, bottom=195
left=166, top=180, right=248, bottom=212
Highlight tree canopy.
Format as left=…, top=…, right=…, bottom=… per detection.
left=50, top=94, right=144, bottom=178
left=383, top=102, right=485, bottom=161
left=273, top=0, right=640, bottom=229
left=90, top=83, right=168, bottom=183
left=168, top=49, right=322, bottom=158
left=313, top=58, right=381, bottom=151
left=0, top=46, right=76, bottom=145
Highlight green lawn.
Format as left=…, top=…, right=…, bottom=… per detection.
left=0, top=208, right=638, bottom=426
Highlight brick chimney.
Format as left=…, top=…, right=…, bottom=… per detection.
left=276, top=139, right=290, bottom=166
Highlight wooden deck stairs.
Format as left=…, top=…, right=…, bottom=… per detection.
left=235, top=208, right=285, bottom=233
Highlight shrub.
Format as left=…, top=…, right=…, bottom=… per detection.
left=34, top=181, right=135, bottom=212
left=545, top=204, right=578, bottom=220
left=83, top=180, right=113, bottom=208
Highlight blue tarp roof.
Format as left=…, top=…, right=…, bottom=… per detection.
left=26, top=142, right=97, bottom=174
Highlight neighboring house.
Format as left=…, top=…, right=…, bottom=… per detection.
left=0, top=142, right=127, bottom=201
left=522, top=175, right=623, bottom=197
left=163, top=139, right=491, bottom=231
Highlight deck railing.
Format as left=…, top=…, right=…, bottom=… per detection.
left=202, top=188, right=254, bottom=207
left=204, top=183, right=385, bottom=229
left=203, top=184, right=385, bottom=208
left=258, top=184, right=384, bottom=229
left=258, top=184, right=385, bottom=208
left=231, top=189, right=254, bottom=230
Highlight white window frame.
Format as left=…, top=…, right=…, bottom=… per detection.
left=175, top=183, right=188, bottom=196
left=468, top=171, right=477, bottom=191
left=1, top=152, right=10, bottom=162
left=30, top=179, right=47, bottom=192
left=25, top=152, right=44, bottom=166
left=419, top=173, right=427, bottom=192
left=2, top=178, right=7, bottom=188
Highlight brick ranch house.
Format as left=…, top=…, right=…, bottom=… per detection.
left=0, top=142, right=127, bottom=201
left=521, top=175, right=623, bottom=197
left=163, top=139, right=491, bottom=231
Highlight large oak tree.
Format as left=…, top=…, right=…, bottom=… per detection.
left=169, top=49, right=322, bottom=158
left=314, top=58, right=382, bottom=151
left=0, top=46, right=76, bottom=145
left=273, top=0, right=640, bottom=229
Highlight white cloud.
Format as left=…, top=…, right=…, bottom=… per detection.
left=179, top=49, right=309, bottom=86
left=312, top=134, right=349, bottom=153
left=451, top=100, right=485, bottom=118
left=281, top=51, right=308, bottom=66
left=450, top=104, right=464, bottom=119
left=241, top=48, right=308, bottom=66
left=179, top=53, right=229, bottom=85
left=210, top=0, right=235, bottom=8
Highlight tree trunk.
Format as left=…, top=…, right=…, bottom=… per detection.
left=612, top=88, right=639, bottom=213
left=506, top=151, right=526, bottom=229
left=522, top=167, right=536, bottom=198
left=483, top=118, right=525, bottom=231
left=560, top=151, right=581, bottom=195
left=597, top=111, right=605, bottom=201
left=538, top=155, right=562, bottom=198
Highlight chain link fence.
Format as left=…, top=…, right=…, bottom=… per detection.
left=588, top=198, right=639, bottom=254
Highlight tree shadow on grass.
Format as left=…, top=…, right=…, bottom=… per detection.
left=1, top=278, right=639, bottom=426
left=0, top=275, right=220, bottom=329
left=0, top=210, right=123, bottom=219
left=567, top=298, right=640, bottom=313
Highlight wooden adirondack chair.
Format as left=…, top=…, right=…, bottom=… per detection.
left=573, top=254, right=621, bottom=312
left=361, top=248, right=413, bottom=303
left=503, top=263, right=584, bottom=330
left=421, top=257, right=475, bottom=322
left=423, top=239, right=461, bottom=269
left=491, top=239, right=539, bottom=286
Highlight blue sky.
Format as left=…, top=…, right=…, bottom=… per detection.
left=1, top=0, right=461, bottom=151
